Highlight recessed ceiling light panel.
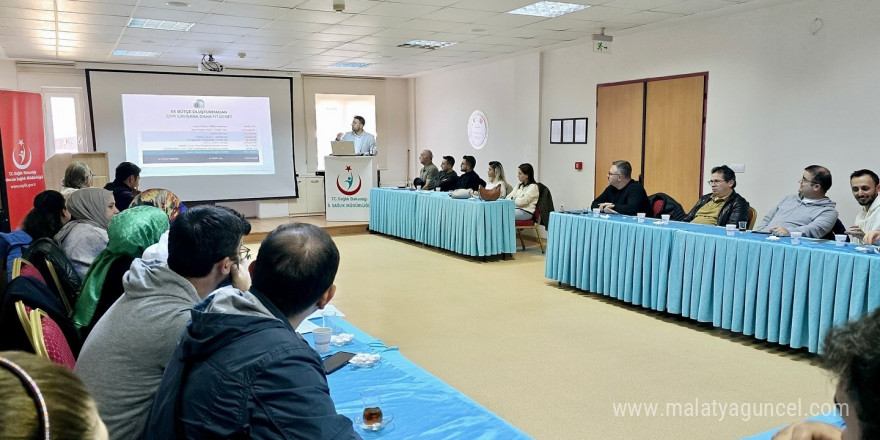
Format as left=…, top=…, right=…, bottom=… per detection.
left=333, top=62, right=372, bottom=68
left=112, top=50, right=161, bottom=57
left=127, top=17, right=195, bottom=31
left=508, top=1, right=590, bottom=18
left=398, top=40, right=456, bottom=50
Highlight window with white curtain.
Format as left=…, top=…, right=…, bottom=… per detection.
left=314, top=93, right=376, bottom=171
left=42, top=87, right=85, bottom=156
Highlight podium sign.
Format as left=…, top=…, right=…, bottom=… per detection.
left=325, top=156, right=374, bottom=221
left=0, top=90, right=47, bottom=231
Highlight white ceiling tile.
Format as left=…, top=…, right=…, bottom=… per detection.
left=57, top=32, right=120, bottom=43
left=522, top=17, right=598, bottom=31
left=131, top=6, right=206, bottom=22
left=370, top=28, right=432, bottom=39
left=480, top=44, right=523, bottom=53
left=338, top=14, right=410, bottom=28
left=114, top=43, right=172, bottom=52
left=0, top=0, right=55, bottom=10
left=563, top=5, right=641, bottom=21
left=421, top=7, right=498, bottom=23
left=0, top=6, right=56, bottom=21
left=272, top=45, right=325, bottom=55
left=443, top=23, right=508, bottom=35
left=334, top=42, right=385, bottom=52
left=57, top=22, right=125, bottom=34
left=492, top=27, right=551, bottom=38
left=308, top=32, right=356, bottom=42
left=360, top=2, right=442, bottom=18
left=123, top=27, right=189, bottom=39
left=0, top=27, right=55, bottom=39
left=449, top=0, right=534, bottom=13
left=277, top=9, right=351, bottom=24
left=188, top=24, right=252, bottom=36
left=652, top=0, right=730, bottom=14
left=0, top=17, right=56, bottom=31
left=57, top=0, right=134, bottom=16
left=173, top=39, right=233, bottom=49
left=615, top=9, right=684, bottom=23
left=117, top=35, right=180, bottom=45
left=602, top=0, right=680, bottom=9
left=393, top=19, right=460, bottom=32
left=466, top=35, right=540, bottom=46
left=320, top=24, right=380, bottom=36
left=57, top=12, right=130, bottom=26
left=211, top=3, right=291, bottom=20
left=263, top=19, right=331, bottom=32
left=230, top=0, right=306, bottom=7
left=57, top=40, right=115, bottom=49
left=234, top=35, right=288, bottom=46
left=472, top=12, right=546, bottom=27
left=296, top=0, right=381, bottom=14
left=352, top=35, right=408, bottom=46
left=284, top=39, right=340, bottom=49
left=395, top=0, right=458, bottom=5
left=134, top=0, right=220, bottom=13
left=319, top=48, right=368, bottom=57
left=307, top=54, right=352, bottom=62
left=420, top=32, right=479, bottom=42
left=200, top=15, right=272, bottom=28
left=439, top=41, right=489, bottom=51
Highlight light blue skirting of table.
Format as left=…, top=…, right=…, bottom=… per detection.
left=303, top=317, right=531, bottom=439
left=370, top=188, right=516, bottom=257
left=545, top=211, right=880, bottom=354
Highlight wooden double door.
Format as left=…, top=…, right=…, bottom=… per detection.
left=595, top=73, right=707, bottom=210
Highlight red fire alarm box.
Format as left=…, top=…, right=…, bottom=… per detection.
left=574, top=161, right=583, bottom=170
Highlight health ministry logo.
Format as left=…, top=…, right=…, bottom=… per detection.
left=193, top=99, right=205, bottom=109
left=12, top=139, right=32, bottom=170
left=336, top=165, right=362, bottom=196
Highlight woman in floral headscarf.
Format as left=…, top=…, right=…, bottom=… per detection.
left=129, top=188, right=186, bottom=222
left=54, top=188, right=118, bottom=279
left=74, top=205, right=169, bottom=333
left=129, top=189, right=187, bottom=263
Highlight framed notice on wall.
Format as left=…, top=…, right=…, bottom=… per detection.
left=550, top=118, right=588, bottom=144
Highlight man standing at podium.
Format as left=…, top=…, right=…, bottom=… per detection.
left=335, top=116, right=376, bottom=156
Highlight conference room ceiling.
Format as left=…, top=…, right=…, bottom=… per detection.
left=0, top=0, right=797, bottom=77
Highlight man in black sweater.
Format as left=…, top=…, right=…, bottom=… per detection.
left=591, top=160, right=650, bottom=215
left=457, top=155, right=486, bottom=191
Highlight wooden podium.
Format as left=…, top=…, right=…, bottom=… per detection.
left=43, top=152, right=110, bottom=191
left=324, top=155, right=375, bottom=222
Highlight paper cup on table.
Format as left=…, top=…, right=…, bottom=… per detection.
left=790, top=231, right=803, bottom=245
left=835, top=234, right=847, bottom=247
left=726, top=224, right=736, bottom=236
left=592, top=208, right=600, bottom=216
left=313, top=327, right=332, bottom=353
left=637, top=213, right=646, bottom=223
left=661, top=214, right=670, bottom=225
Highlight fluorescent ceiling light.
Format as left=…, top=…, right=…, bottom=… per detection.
left=112, top=50, right=161, bottom=57
left=127, top=17, right=195, bottom=31
left=333, top=62, right=372, bottom=68
left=508, top=1, right=590, bottom=18
left=398, top=40, right=456, bottom=50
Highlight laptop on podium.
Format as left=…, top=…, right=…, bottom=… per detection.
left=331, top=141, right=356, bottom=156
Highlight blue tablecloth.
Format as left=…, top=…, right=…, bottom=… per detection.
left=370, top=188, right=516, bottom=257
left=303, top=317, right=531, bottom=439
left=545, top=211, right=880, bottom=353
left=740, top=412, right=845, bottom=439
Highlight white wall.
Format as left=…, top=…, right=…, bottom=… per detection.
left=414, top=53, right=540, bottom=187
left=538, top=0, right=880, bottom=224
left=0, top=60, right=17, bottom=90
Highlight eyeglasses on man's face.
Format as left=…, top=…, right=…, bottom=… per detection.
left=707, top=179, right=728, bottom=186
left=238, top=245, right=251, bottom=262
left=800, top=176, right=818, bottom=186
left=607, top=172, right=620, bottom=177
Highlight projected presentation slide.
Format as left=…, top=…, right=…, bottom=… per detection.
left=122, top=94, right=276, bottom=177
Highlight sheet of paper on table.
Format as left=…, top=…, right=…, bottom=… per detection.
left=306, top=304, right=346, bottom=320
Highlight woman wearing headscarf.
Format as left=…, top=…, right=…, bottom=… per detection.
left=130, top=189, right=187, bottom=263
left=54, top=188, right=119, bottom=279
left=74, top=205, right=169, bottom=333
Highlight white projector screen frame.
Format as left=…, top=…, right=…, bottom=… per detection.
left=86, top=69, right=297, bottom=202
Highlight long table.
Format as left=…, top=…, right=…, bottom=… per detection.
left=303, top=316, right=530, bottom=439
left=369, top=188, right=516, bottom=257
left=545, top=211, right=880, bottom=353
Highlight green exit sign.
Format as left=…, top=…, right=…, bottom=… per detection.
left=593, top=41, right=612, bottom=54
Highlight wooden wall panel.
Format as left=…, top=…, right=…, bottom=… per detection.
left=643, top=76, right=704, bottom=210
left=595, top=83, right=644, bottom=199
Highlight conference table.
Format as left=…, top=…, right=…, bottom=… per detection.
left=302, top=315, right=530, bottom=439
left=369, top=187, right=517, bottom=257
left=545, top=211, right=880, bottom=354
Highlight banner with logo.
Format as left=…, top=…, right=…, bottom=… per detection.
left=0, top=90, right=47, bottom=231
left=325, top=155, right=374, bottom=221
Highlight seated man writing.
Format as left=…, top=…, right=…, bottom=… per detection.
left=754, top=165, right=838, bottom=237
left=684, top=165, right=750, bottom=226
left=591, top=160, right=650, bottom=215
